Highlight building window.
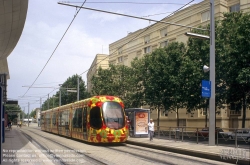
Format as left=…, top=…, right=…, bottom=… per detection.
left=160, top=40, right=168, bottom=48
left=201, top=11, right=210, bottom=22
left=118, top=56, right=123, bottom=62
left=118, top=47, right=123, bottom=54
left=160, top=28, right=167, bottom=37
left=144, top=46, right=151, bottom=54
left=144, top=35, right=150, bottom=44
left=230, top=4, right=240, bottom=12
left=179, top=119, right=186, bottom=127
left=161, top=110, right=168, bottom=117
left=202, top=108, right=207, bottom=116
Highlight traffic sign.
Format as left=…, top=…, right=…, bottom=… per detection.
left=201, top=80, right=211, bottom=98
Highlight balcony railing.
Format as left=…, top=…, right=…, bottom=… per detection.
left=229, top=110, right=241, bottom=116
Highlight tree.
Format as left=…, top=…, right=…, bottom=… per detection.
left=162, top=42, right=200, bottom=127
left=216, top=12, right=250, bottom=128
left=4, top=104, right=22, bottom=121
left=29, top=110, right=36, bottom=118
left=91, top=64, right=141, bottom=108
left=134, top=42, right=198, bottom=127
left=42, top=74, right=89, bottom=110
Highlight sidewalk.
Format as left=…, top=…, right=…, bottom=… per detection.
left=2, top=126, right=54, bottom=165
left=126, top=136, right=250, bottom=165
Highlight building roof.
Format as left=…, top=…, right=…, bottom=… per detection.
left=0, top=0, right=28, bottom=78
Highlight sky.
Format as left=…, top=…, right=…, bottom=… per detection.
left=7, top=0, right=203, bottom=113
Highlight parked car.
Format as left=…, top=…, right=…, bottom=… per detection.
left=195, top=127, right=224, bottom=138
left=227, top=129, right=250, bottom=142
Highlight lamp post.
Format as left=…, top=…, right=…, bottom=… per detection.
left=208, top=0, right=215, bottom=146
left=28, top=102, right=30, bottom=127
left=77, top=77, right=79, bottom=101
left=185, top=0, right=215, bottom=146
left=59, top=84, right=62, bottom=106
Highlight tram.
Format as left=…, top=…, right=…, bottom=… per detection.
left=41, top=95, right=128, bottom=143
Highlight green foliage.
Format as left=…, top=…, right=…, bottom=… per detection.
left=29, top=110, right=36, bottom=118
left=216, top=12, right=250, bottom=127
left=42, top=74, right=89, bottom=110
left=4, top=104, right=22, bottom=121
left=89, top=12, right=250, bottom=127
left=91, top=64, right=142, bottom=108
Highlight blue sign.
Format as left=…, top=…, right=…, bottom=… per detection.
left=201, top=80, right=211, bottom=98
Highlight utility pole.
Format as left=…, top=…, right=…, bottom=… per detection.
left=59, top=84, right=62, bottom=106
left=28, top=102, right=30, bottom=127
left=48, top=94, right=49, bottom=110
left=23, top=107, right=25, bottom=121
left=208, top=0, right=215, bottom=146
left=39, top=98, right=42, bottom=127
left=77, top=76, right=79, bottom=101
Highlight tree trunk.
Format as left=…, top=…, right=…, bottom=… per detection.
left=242, top=93, right=246, bottom=128
left=157, top=106, right=160, bottom=127
left=157, top=106, right=160, bottom=134
left=176, top=108, right=179, bottom=127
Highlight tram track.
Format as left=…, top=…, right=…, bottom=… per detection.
left=25, top=126, right=232, bottom=165
left=23, top=128, right=170, bottom=165
left=20, top=128, right=108, bottom=165
left=106, top=144, right=231, bottom=165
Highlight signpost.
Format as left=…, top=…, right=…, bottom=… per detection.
left=202, top=80, right=211, bottom=98
left=0, top=87, right=3, bottom=164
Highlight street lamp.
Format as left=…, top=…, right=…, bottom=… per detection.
left=185, top=0, right=215, bottom=146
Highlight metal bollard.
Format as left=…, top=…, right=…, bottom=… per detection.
left=169, top=127, right=171, bottom=139
left=235, top=129, right=237, bottom=148
left=216, top=130, right=218, bottom=145
left=175, top=128, right=176, bottom=142
left=158, top=127, right=160, bottom=138
left=196, top=128, right=198, bottom=144
left=181, top=127, right=183, bottom=142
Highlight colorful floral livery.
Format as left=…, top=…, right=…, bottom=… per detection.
left=41, top=95, right=128, bottom=143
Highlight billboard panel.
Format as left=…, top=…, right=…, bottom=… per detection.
left=135, top=112, right=148, bottom=135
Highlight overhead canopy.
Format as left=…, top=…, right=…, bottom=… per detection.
left=125, top=108, right=150, bottom=113
left=0, top=0, right=28, bottom=78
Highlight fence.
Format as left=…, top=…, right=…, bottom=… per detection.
left=153, top=126, right=250, bottom=148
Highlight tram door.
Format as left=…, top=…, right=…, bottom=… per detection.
left=83, top=107, right=87, bottom=140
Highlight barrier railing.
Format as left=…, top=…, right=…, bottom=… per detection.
left=152, top=126, right=250, bottom=148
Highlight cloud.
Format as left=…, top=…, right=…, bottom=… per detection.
left=88, top=9, right=124, bottom=23
left=8, top=19, right=110, bottom=107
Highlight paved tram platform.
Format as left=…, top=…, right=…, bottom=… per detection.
left=1, top=126, right=250, bottom=165
left=2, top=126, right=54, bottom=165
left=127, top=136, right=250, bottom=165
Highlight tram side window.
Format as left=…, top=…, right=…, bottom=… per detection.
left=41, top=115, right=44, bottom=125
left=52, top=113, right=56, bottom=126
left=83, top=107, right=87, bottom=130
left=59, top=112, right=64, bottom=126
left=90, top=106, right=102, bottom=129
left=65, top=110, right=69, bottom=129
left=73, top=108, right=83, bottom=128
left=46, top=113, right=50, bottom=125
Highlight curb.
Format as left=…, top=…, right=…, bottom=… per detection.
left=126, top=140, right=249, bottom=165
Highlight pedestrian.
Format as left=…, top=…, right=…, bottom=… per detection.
left=148, top=119, right=154, bottom=141
left=17, top=121, right=21, bottom=128
left=8, top=121, right=12, bottom=130
left=126, top=116, right=130, bottom=128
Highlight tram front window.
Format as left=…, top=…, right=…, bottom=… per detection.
left=102, top=102, right=125, bottom=129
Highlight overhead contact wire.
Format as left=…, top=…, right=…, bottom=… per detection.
left=78, top=0, right=195, bottom=76
left=20, top=0, right=87, bottom=98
